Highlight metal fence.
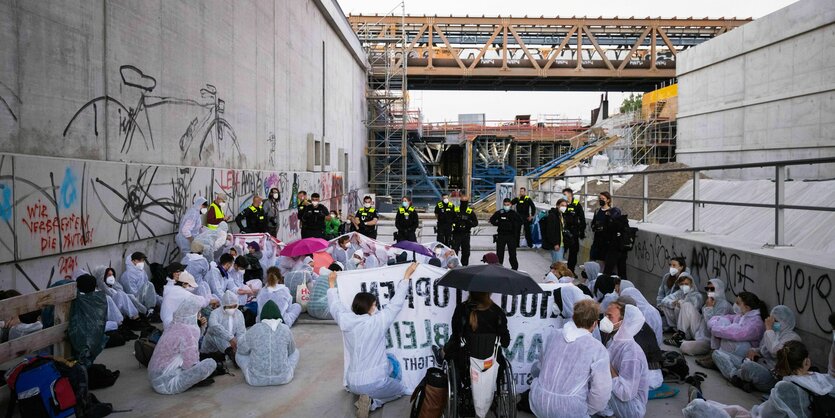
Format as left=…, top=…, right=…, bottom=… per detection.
left=528, top=157, right=835, bottom=247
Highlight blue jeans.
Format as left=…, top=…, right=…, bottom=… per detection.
left=550, top=247, right=565, bottom=263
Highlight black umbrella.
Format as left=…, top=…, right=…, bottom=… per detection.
left=437, top=264, right=542, bottom=295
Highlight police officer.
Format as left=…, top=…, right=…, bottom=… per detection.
left=395, top=196, right=419, bottom=242
left=352, top=195, right=379, bottom=239
left=451, top=195, right=478, bottom=266
left=511, top=187, right=535, bottom=248
left=561, top=187, right=587, bottom=271
left=434, top=193, right=455, bottom=245
left=235, top=195, right=268, bottom=233
left=489, top=197, right=522, bottom=270
left=300, top=192, right=329, bottom=238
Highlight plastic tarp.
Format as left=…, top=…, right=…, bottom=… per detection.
left=68, top=291, right=108, bottom=368
left=647, top=178, right=835, bottom=254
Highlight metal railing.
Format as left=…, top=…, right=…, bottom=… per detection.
left=527, top=157, right=835, bottom=247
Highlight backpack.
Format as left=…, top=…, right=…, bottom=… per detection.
left=795, top=382, right=835, bottom=418
left=133, top=336, right=158, bottom=367
left=660, top=351, right=689, bottom=382
left=4, top=356, right=77, bottom=418
left=613, top=215, right=638, bottom=252
left=409, top=367, right=448, bottom=418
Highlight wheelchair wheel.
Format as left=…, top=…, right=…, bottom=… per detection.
left=445, top=359, right=459, bottom=418
left=491, top=357, right=517, bottom=418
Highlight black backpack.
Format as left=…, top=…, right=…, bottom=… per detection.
left=660, top=351, right=689, bottom=382
left=613, top=215, right=638, bottom=252
left=794, top=382, right=835, bottom=418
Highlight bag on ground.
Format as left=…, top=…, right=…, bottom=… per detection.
left=410, top=367, right=448, bottom=418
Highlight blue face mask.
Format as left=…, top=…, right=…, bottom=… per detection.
left=402, top=201, right=409, bottom=208
left=772, top=322, right=782, bottom=332
left=502, top=205, right=511, bottom=211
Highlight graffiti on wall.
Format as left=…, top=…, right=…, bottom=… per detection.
left=630, top=230, right=833, bottom=335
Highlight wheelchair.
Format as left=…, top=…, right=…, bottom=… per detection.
left=442, top=352, right=516, bottom=418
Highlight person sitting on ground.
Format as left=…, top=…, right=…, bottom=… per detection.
left=0, top=289, right=22, bottom=343
left=620, top=287, right=664, bottom=347
left=599, top=276, right=635, bottom=313
left=160, top=270, right=210, bottom=329
left=333, top=235, right=357, bottom=267
left=725, top=305, right=802, bottom=393
left=544, top=262, right=574, bottom=283
left=236, top=300, right=299, bottom=387
left=680, top=278, right=734, bottom=357
left=327, top=262, right=418, bottom=418
left=617, top=296, right=665, bottom=392
left=92, top=268, right=123, bottom=334
left=524, top=299, right=612, bottom=417
left=226, top=256, right=249, bottom=306
left=257, top=267, right=301, bottom=327
left=553, top=285, right=591, bottom=330
left=69, top=274, right=108, bottom=368
left=10, top=307, right=42, bottom=341
left=580, top=261, right=601, bottom=296
left=480, top=252, right=499, bottom=265
left=207, top=254, right=234, bottom=301
left=308, top=262, right=343, bottom=320
left=600, top=301, right=649, bottom=418
left=683, top=340, right=835, bottom=418
left=148, top=297, right=217, bottom=394
left=183, top=240, right=210, bottom=283
left=97, top=266, right=140, bottom=324
left=243, top=242, right=265, bottom=283
left=700, top=291, right=767, bottom=373
left=660, top=274, right=705, bottom=346
left=119, top=252, right=157, bottom=317
left=656, top=256, right=689, bottom=308
left=348, top=250, right=366, bottom=270
left=200, top=290, right=245, bottom=368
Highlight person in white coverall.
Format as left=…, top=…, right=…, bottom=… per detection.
left=176, top=196, right=208, bottom=255
left=679, top=278, right=734, bottom=356
left=200, top=290, right=246, bottom=362
left=327, top=263, right=418, bottom=418
left=118, top=252, right=157, bottom=315
left=257, top=267, right=301, bottom=326
left=601, top=302, right=649, bottom=418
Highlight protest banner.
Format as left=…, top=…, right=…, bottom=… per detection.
left=335, top=264, right=568, bottom=392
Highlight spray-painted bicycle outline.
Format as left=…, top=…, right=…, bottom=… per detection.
left=63, top=65, right=240, bottom=161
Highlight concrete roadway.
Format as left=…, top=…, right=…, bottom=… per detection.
left=90, top=249, right=761, bottom=417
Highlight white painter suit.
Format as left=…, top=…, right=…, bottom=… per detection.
left=118, top=255, right=157, bottom=313
left=160, top=275, right=210, bottom=329
left=554, top=285, right=590, bottom=330
left=92, top=265, right=140, bottom=320
left=147, top=297, right=216, bottom=395
left=200, top=290, right=246, bottom=354
left=620, top=287, right=664, bottom=347
left=256, top=284, right=301, bottom=327
left=683, top=372, right=835, bottom=418
left=327, top=280, right=410, bottom=411
left=236, top=309, right=299, bottom=387
left=529, top=321, right=612, bottom=418
left=176, top=196, right=207, bottom=255
left=606, top=305, right=650, bottom=418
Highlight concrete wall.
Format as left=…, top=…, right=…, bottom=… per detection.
left=676, top=0, right=835, bottom=180
left=0, top=0, right=368, bottom=291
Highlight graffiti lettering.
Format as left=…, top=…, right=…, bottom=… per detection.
left=775, top=263, right=833, bottom=333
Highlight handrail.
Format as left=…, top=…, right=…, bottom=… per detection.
left=528, top=156, right=835, bottom=247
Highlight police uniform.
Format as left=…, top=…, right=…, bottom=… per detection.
left=354, top=206, right=379, bottom=239
left=434, top=200, right=456, bottom=246
left=451, top=203, right=478, bottom=266
left=562, top=197, right=587, bottom=271
left=395, top=205, right=419, bottom=242
left=235, top=203, right=268, bottom=233
left=489, top=207, right=523, bottom=270
left=301, top=202, right=329, bottom=238
left=512, top=194, right=535, bottom=248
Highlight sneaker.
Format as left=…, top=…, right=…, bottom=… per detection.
left=695, top=355, right=717, bottom=370
left=664, top=331, right=685, bottom=347
left=355, top=395, right=371, bottom=418
left=687, top=385, right=703, bottom=403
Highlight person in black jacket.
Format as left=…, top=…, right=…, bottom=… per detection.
left=434, top=193, right=455, bottom=246
left=542, top=199, right=567, bottom=263
left=395, top=196, right=419, bottom=242
left=561, top=188, right=586, bottom=272
left=489, top=198, right=523, bottom=270
left=234, top=195, right=268, bottom=233
left=352, top=195, right=379, bottom=239
left=439, top=291, right=510, bottom=381
left=590, top=191, right=627, bottom=279
left=511, top=187, right=536, bottom=248
left=300, top=193, right=329, bottom=238
left=451, top=196, right=478, bottom=266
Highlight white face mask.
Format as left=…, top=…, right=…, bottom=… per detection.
left=224, top=308, right=237, bottom=316
left=135, top=261, right=145, bottom=270
left=363, top=203, right=371, bottom=208
left=200, top=207, right=208, bottom=215
left=669, top=267, right=679, bottom=276
left=707, top=291, right=716, bottom=299
left=679, top=285, right=691, bottom=294
left=733, top=304, right=742, bottom=314
left=105, top=276, right=115, bottom=286
left=434, top=249, right=443, bottom=257
left=544, top=272, right=558, bottom=283
left=559, top=206, right=567, bottom=213
left=599, top=317, right=615, bottom=334
left=272, top=193, right=279, bottom=199
left=442, top=198, right=449, bottom=204
left=312, top=201, right=319, bottom=207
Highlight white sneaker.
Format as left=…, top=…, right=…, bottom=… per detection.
left=354, top=395, right=371, bottom=418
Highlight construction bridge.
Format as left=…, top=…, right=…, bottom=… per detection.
left=351, top=14, right=749, bottom=204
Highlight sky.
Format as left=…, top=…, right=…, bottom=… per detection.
left=339, top=0, right=798, bottom=123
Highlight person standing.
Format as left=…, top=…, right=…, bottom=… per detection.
left=300, top=193, right=328, bottom=238
left=353, top=196, right=379, bottom=239
left=235, top=195, right=268, bottom=233
left=590, top=192, right=627, bottom=279
left=511, top=187, right=535, bottom=248
left=263, top=187, right=281, bottom=238
left=325, top=210, right=342, bottom=240
left=434, top=193, right=455, bottom=246
left=542, top=198, right=568, bottom=263
left=176, top=197, right=208, bottom=255
left=207, top=193, right=231, bottom=230
left=561, top=188, right=586, bottom=272
left=395, top=197, right=418, bottom=242
left=489, top=198, right=522, bottom=270
left=451, top=196, right=478, bottom=266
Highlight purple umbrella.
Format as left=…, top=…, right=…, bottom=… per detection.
left=279, top=238, right=329, bottom=257
left=392, top=240, right=434, bottom=257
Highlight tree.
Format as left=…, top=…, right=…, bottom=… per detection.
left=619, top=93, right=643, bottom=113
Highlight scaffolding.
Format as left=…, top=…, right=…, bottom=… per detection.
left=356, top=3, right=409, bottom=198
left=607, top=83, right=678, bottom=166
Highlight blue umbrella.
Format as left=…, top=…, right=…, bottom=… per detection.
left=392, top=240, right=434, bottom=257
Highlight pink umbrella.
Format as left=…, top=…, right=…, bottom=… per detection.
left=279, top=238, right=329, bottom=257
left=312, top=251, right=334, bottom=275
